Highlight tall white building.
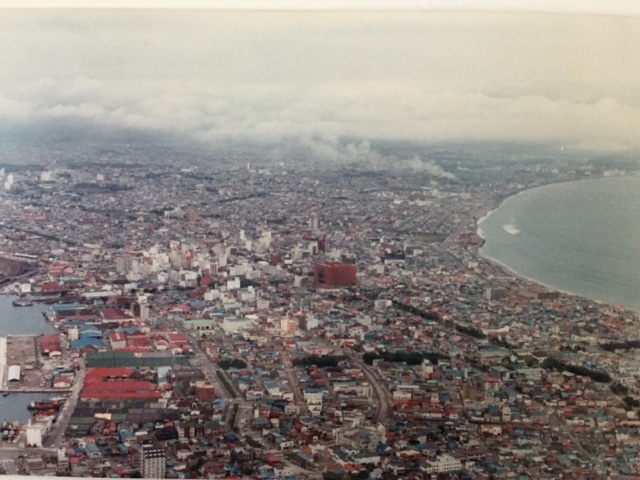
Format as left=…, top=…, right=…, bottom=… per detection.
left=139, top=303, right=150, bottom=321
left=140, top=444, right=166, bottom=479
left=116, top=255, right=134, bottom=274
left=57, top=447, right=69, bottom=474
left=4, top=173, right=14, bottom=191
left=309, top=211, right=319, bottom=230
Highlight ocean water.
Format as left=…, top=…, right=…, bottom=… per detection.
left=479, top=176, right=640, bottom=312
left=0, top=295, right=58, bottom=336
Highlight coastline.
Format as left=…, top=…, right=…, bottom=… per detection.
left=473, top=174, right=640, bottom=314
left=478, top=248, right=610, bottom=308
left=475, top=175, right=621, bottom=239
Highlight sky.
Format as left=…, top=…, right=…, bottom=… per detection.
left=1, top=6, right=640, bottom=161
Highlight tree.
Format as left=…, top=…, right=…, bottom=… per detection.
left=611, top=382, right=629, bottom=395
left=362, top=350, right=449, bottom=366
left=323, top=473, right=345, bottom=480
left=218, top=359, right=248, bottom=370
left=292, top=355, right=340, bottom=368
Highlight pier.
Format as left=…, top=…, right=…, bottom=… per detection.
left=0, top=388, right=71, bottom=395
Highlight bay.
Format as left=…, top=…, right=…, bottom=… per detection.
left=478, top=176, right=640, bottom=312
left=0, top=295, right=60, bottom=426
left=0, top=392, right=59, bottom=425
left=0, top=295, right=59, bottom=336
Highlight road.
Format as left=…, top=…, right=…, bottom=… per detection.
left=549, top=412, right=598, bottom=462
left=181, top=329, right=255, bottom=433
left=44, top=359, right=85, bottom=448
left=280, top=348, right=308, bottom=414
left=0, top=458, right=18, bottom=475
left=342, top=350, right=392, bottom=424
left=181, top=329, right=234, bottom=400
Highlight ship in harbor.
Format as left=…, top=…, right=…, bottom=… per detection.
left=27, top=399, right=64, bottom=411
left=12, top=298, right=33, bottom=307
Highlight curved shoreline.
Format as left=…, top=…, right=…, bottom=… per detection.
left=479, top=248, right=609, bottom=307
left=474, top=174, right=640, bottom=313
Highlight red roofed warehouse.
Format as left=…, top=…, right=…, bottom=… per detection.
left=40, top=334, right=61, bottom=358
left=84, top=367, right=132, bottom=382
left=314, top=262, right=356, bottom=287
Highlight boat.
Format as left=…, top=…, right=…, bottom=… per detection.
left=27, top=399, right=64, bottom=411
left=12, top=298, right=33, bottom=307
left=2, top=392, right=8, bottom=397
left=32, top=409, right=57, bottom=420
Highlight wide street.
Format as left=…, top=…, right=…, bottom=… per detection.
left=346, top=352, right=393, bottom=424
left=44, top=359, right=85, bottom=449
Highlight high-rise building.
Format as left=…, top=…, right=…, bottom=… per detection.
left=57, top=447, right=69, bottom=475
left=139, top=302, right=150, bottom=321
left=140, top=444, right=166, bottom=479
left=309, top=212, right=319, bottom=230
left=280, top=316, right=298, bottom=335
left=116, top=255, right=134, bottom=274
left=186, top=208, right=198, bottom=223
left=314, top=262, right=356, bottom=287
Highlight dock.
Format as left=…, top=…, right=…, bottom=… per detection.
left=0, top=388, right=71, bottom=394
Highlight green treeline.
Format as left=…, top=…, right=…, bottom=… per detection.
left=362, top=350, right=450, bottom=366
left=392, top=299, right=494, bottom=343
left=218, top=359, right=248, bottom=370
left=542, top=357, right=612, bottom=383
left=392, top=300, right=441, bottom=322
left=601, top=340, right=640, bottom=352
left=610, top=382, right=629, bottom=395
left=455, top=325, right=486, bottom=339
left=292, top=356, right=340, bottom=368
left=216, top=370, right=238, bottom=398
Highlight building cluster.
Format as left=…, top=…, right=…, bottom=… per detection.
left=0, top=151, right=639, bottom=479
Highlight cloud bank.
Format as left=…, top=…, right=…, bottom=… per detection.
left=1, top=10, right=640, bottom=159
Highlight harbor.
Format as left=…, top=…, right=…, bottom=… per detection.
left=0, top=295, right=72, bottom=449
left=0, top=334, right=74, bottom=394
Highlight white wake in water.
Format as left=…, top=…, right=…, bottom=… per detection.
left=502, top=224, right=521, bottom=235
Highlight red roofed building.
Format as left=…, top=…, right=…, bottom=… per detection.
left=40, top=334, right=62, bottom=357
left=195, top=382, right=217, bottom=401
left=153, top=336, right=169, bottom=351
left=167, top=304, right=190, bottom=314
left=126, top=333, right=152, bottom=351
left=81, top=391, right=162, bottom=400
left=41, top=281, right=62, bottom=293
left=85, top=367, right=132, bottom=382
left=81, top=377, right=160, bottom=400
left=314, top=262, right=356, bottom=287
left=166, top=333, right=191, bottom=354
left=48, top=262, right=72, bottom=277
left=109, top=331, right=127, bottom=350
left=83, top=380, right=157, bottom=393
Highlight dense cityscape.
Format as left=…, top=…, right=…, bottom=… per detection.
left=0, top=142, right=638, bottom=480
